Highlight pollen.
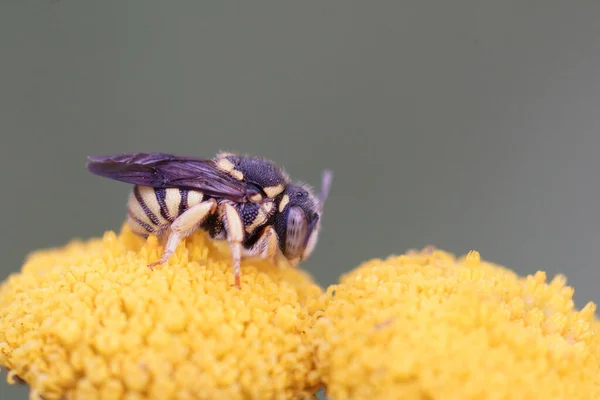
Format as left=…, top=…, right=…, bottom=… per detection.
left=0, top=224, right=323, bottom=400
left=308, top=248, right=600, bottom=400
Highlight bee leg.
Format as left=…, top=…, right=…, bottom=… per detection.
left=241, top=226, right=280, bottom=265
left=258, top=226, right=280, bottom=265
left=221, top=202, right=244, bottom=289
left=265, top=227, right=280, bottom=265
left=148, top=199, right=217, bottom=269
left=156, top=227, right=171, bottom=247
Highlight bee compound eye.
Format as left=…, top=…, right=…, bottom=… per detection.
left=285, top=206, right=308, bottom=259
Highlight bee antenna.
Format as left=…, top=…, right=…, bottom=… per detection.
left=319, top=169, right=333, bottom=211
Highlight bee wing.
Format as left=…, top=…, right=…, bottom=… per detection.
left=87, top=152, right=249, bottom=201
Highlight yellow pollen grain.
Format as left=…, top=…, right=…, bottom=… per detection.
left=0, top=224, right=323, bottom=400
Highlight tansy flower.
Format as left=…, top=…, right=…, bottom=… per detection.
left=308, top=247, right=600, bottom=400
left=0, top=224, right=323, bottom=400
left=2, top=229, right=599, bottom=400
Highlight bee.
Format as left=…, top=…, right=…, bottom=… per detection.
left=86, top=152, right=332, bottom=288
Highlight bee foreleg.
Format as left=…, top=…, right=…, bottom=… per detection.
left=148, top=199, right=217, bottom=269
left=242, top=226, right=280, bottom=265
left=264, top=227, right=280, bottom=265
left=221, top=202, right=244, bottom=289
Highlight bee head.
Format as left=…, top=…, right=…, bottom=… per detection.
left=274, top=170, right=332, bottom=265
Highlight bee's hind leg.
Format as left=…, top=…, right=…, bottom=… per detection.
left=156, top=227, right=171, bottom=247
left=148, top=199, right=217, bottom=269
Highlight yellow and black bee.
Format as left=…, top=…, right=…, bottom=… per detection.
left=87, top=152, right=332, bottom=288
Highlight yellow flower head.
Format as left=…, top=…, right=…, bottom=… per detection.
left=308, top=248, right=600, bottom=400
left=2, top=227, right=600, bottom=400
left=0, top=225, right=322, bottom=400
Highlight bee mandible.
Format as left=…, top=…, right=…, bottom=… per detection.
left=86, top=152, right=332, bottom=288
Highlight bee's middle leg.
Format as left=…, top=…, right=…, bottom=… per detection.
left=148, top=199, right=217, bottom=269
left=221, top=202, right=245, bottom=289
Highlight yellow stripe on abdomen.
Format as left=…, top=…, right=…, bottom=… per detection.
left=163, top=188, right=182, bottom=220
left=137, top=186, right=170, bottom=226
left=127, top=186, right=164, bottom=235
left=187, top=190, right=204, bottom=208
left=126, top=186, right=206, bottom=237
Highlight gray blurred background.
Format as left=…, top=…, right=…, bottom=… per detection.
left=3, top=1, right=600, bottom=397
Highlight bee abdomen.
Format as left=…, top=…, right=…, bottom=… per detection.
left=127, top=185, right=204, bottom=236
